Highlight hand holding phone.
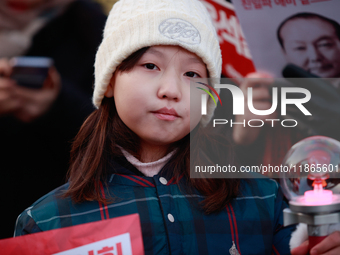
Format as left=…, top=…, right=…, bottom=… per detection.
left=0, top=59, right=21, bottom=116
left=10, top=56, right=53, bottom=89
left=0, top=56, right=60, bottom=122
left=12, top=64, right=61, bottom=122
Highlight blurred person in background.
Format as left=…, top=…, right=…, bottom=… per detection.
left=0, top=0, right=106, bottom=239
left=278, top=12, right=340, bottom=80
left=232, top=13, right=340, bottom=175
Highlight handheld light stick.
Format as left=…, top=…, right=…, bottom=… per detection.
left=280, top=136, right=340, bottom=250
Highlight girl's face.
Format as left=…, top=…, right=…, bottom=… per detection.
left=105, top=45, right=207, bottom=156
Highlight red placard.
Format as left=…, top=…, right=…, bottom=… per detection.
left=202, top=0, right=256, bottom=78
left=0, top=214, right=144, bottom=255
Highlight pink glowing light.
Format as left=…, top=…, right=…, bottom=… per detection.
left=304, top=184, right=333, bottom=205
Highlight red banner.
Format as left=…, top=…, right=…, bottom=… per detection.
left=202, top=0, right=256, bottom=78
left=0, top=214, right=144, bottom=255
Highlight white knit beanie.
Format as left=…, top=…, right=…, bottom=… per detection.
left=93, top=0, right=222, bottom=125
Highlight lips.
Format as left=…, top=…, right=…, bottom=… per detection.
left=152, top=107, right=179, bottom=121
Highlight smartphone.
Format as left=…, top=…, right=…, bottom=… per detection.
left=10, top=56, right=53, bottom=89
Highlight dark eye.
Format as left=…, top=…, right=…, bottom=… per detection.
left=318, top=42, right=334, bottom=48
left=144, top=63, right=158, bottom=70
left=294, top=46, right=306, bottom=51
left=185, top=71, right=200, bottom=78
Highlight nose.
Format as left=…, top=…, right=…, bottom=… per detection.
left=307, top=45, right=322, bottom=63
left=157, top=69, right=182, bottom=101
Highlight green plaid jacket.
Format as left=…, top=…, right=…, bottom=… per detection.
left=15, top=157, right=294, bottom=255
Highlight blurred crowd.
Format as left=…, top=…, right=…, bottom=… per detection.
left=0, top=0, right=107, bottom=239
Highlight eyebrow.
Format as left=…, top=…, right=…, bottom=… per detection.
left=145, top=48, right=164, bottom=57
left=288, top=36, right=336, bottom=44
left=315, top=36, right=336, bottom=42
left=187, top=57, right=205, bottom=65
left=146, top=48, right=205, bottom=65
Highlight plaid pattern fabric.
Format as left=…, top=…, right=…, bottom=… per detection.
left=15, top=157, right=294, bottom=255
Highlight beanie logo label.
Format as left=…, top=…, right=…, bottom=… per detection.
left=159, top=18, right=201, bottom=45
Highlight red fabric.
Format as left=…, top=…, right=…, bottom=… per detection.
left=272, top=244, right=280, bottom=255
left=229, top=204, right=242, bottom=255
